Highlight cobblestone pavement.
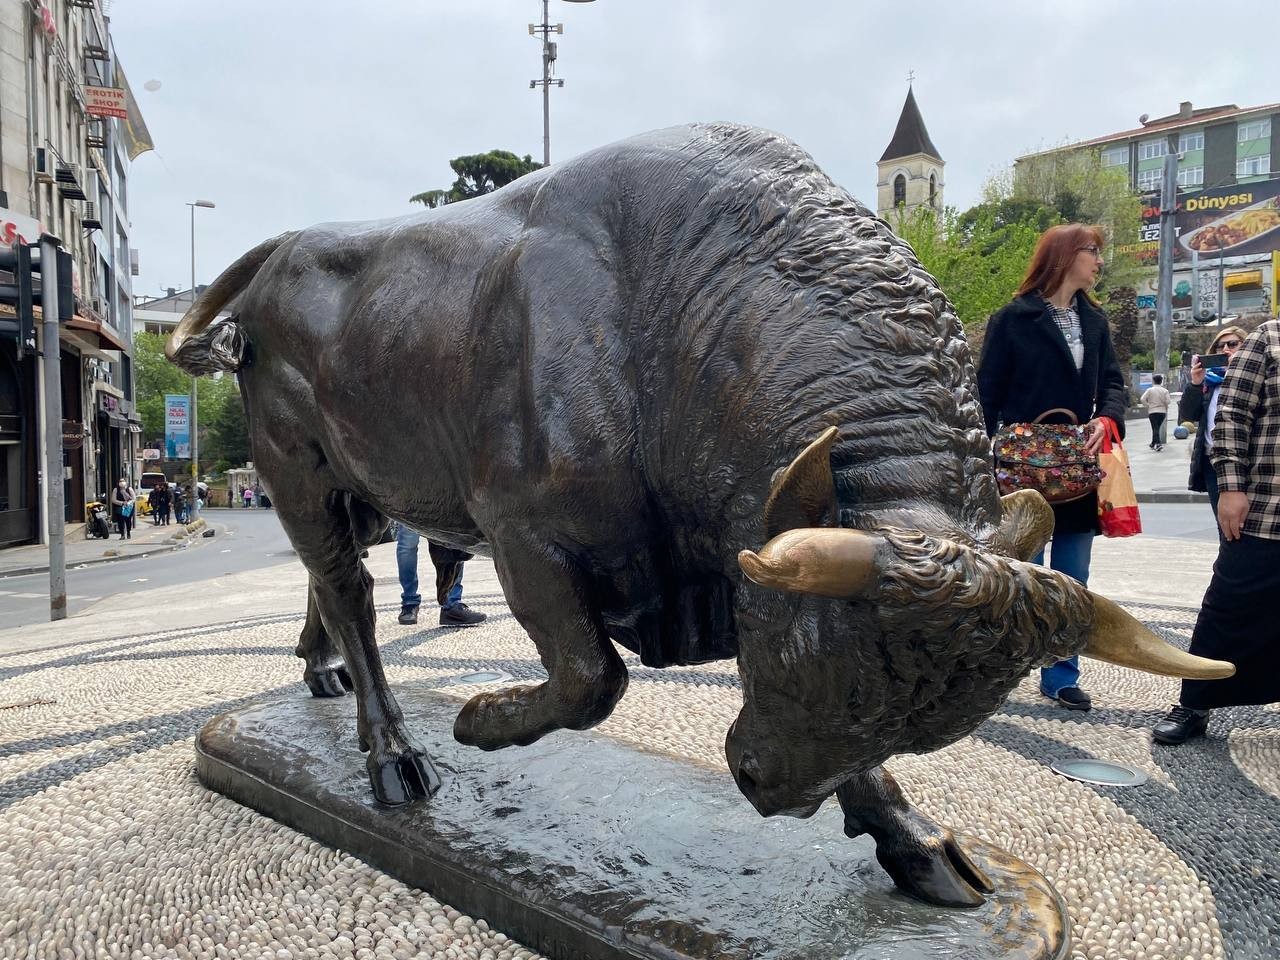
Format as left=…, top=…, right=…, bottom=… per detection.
left=1, top=552, right=1276, bottom=960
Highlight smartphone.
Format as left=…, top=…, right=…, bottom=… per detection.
left=1199, top=353, right=1230, bottom=369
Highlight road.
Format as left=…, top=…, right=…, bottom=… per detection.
left=0, top=509, right=295, bottom=628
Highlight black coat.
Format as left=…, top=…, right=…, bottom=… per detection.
left=1177, top=382, right=1218, bottom=493
left=977, top=292, right=1128, bottom=535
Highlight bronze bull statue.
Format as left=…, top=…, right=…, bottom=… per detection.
left=168, top=123, right=1231, bottom=907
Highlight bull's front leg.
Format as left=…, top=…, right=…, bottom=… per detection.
left=836, top=766, right=993, bottom=908
left=294, top=575, right=353, bottom=698
left=453, top=535, right=628, bottom=750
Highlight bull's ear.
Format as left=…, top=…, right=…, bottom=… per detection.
left=995, top=490, right=1053, bottom=562
left=763, top=427, right=839, bottom=540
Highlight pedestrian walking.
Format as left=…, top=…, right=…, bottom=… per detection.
left=149, top=486, right=162, bottom=524
left=1154, top=319, right=1280, bottom=744
left=243, top=485, right=254, bottom=509
left=1140, top=374, right=1171, bottom=450
left=977, top=223, right=1127, bottom=713
left=155, top=482, right=172, bottom=526
left=110, top=478, right=137, bottom=539
left=1177, top=326, right=1247, bottom=517
left=395, top=524, right=487, bottom=627
left=173, top=485, right=187, bottom=524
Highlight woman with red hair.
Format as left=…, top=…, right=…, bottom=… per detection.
left=977, top=224, right=1128, bottom=712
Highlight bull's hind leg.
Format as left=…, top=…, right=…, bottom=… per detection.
left=295, top=576, right=353, bottom=697
left=453, top=536, right=627, bottom=750
left=276, top=486, right=439, bottom=805
left=836, top=766, right=993, bottom=908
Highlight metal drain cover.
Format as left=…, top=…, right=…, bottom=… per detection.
left=456, top=670, right=511, bottom=684
left=1050, top=758, right=1149, bottom=787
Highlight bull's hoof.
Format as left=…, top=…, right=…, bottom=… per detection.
left=304, top=664, right=353, bottom=698
left=367, top=750, right=441, bottom=806
left=453, top=684, right=553, bottom=751
left=869, top=814, right=994, bottom=908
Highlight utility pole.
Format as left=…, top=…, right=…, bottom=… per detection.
left=1216, top=237, right=1226, bottom=330
left=1153, top=134, right=1179, bottom=382
left=40, top=234, right=67, bottom=621
left=529, top=0, right=595, bottom=166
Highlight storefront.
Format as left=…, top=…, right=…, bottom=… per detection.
left=0, top=340, right=39, bottom=547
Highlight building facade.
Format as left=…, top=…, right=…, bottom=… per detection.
left=876, top=86, right=944, bottom=219
left=1015, top=101, right=1280, bottom=326
left=0, top=0, right=147, bottom=548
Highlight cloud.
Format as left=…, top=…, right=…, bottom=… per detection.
left=110, top=0, right=1279, bottom=297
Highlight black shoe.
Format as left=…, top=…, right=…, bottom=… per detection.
left=1153, top=704, right=1209, bottom=745
left=440, top=603, right=486, bottom=627
left=1054, top=686, right=1092, bottom=711
left=397, top=605, right=419, bottom=625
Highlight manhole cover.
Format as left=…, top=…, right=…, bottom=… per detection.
left=1050, top=759, right=1148, bottom=787
left=456, top=671, right=511, bottom=684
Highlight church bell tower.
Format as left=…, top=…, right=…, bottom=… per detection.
left=876, top=83, right=945, bottom=219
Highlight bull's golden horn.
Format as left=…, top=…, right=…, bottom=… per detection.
left=997, top=490, right=1054, bottom=562
left=738, top=528, right=885, bottom=599
left=1083, top=593, right=1235, bottom=680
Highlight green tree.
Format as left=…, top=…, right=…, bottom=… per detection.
left=133, top=331, right=251, bottom=466
left=410, top=150, right=543, bottom=208
left=987, top=148, right=1144, bottom=291
left=891, top=204, right=1044, bottom=330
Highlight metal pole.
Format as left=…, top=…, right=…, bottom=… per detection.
left=1217, top=238, right=1226, bottom=330
left=1153, top=141, right=1178, bottom=382
left=40, top=235, right=66, bottom=621
left=189, top=204, right=199, bottom=521
left=541, top=0, right=551, bottom=165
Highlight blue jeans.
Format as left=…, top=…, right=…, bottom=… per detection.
left=395, top=526, right=464, bottom=609
left=1032, top=530, right=1094, bottom=697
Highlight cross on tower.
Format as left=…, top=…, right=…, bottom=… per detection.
left=906, top=70, right=916, bottom=85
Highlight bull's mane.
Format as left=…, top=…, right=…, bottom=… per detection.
left=626, top=123, right=997, bottom=534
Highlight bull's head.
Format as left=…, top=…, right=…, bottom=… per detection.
left=726, top=427, right=1233, bottom=818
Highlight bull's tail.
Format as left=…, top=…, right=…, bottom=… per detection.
left=164, top=230, right=298, bottom=375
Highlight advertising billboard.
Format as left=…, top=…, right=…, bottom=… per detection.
left=165, top=394, right=190, bottom=460
left=1120, top=177, right=1280, bottom=264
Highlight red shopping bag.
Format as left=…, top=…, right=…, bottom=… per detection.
left=1096, top=418, right=1142, bottom=538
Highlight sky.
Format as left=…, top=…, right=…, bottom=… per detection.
left=109, top=0, right=1279, bottom=301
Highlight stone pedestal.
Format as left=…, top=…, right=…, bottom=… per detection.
left=196, top=685, right=1069, bottom=960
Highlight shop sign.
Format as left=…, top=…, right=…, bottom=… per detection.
left=142, top=448, right=162, bottom=461
left=98, top=393, right=119, bottom=413
left=84, top=86, right=128, bottom=119
left=165, top=394, right=190, bottom=460
left=0, top=207, right=42, bottom=246
left=1132, top=177, right=1280, bottom=264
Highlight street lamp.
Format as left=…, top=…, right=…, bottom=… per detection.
left=187, top=199, right=215, bottom=520
left=529, top=0, right=596, bottom=166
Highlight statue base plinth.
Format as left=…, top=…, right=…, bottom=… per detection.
left=196, top=685, right=1069, bottom=960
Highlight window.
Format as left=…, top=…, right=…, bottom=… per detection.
left=928, top=172, right=937, bottom=207
left=1137, top=168, right=1162, bottom=190
left=1238, top=118, right=1272, bottom=142
left=1237, top=155, right=1271, bottom=177
left=1178, top=131, right=1204, bottom=153
left=1177, top=166, right=1203, bottom=187
left=1138, top=139, right=1168, bottom=160
left=893, top=174, right=906, bottom=207
left=1100, top=145, right=1128, bottom=167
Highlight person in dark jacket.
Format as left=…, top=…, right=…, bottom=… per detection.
left=1177, top=325, right=1247, bottom=517
left=977, top=224, right=1128, bottom=712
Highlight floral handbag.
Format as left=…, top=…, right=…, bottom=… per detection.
left=993, top=408, right=1105, bottom=504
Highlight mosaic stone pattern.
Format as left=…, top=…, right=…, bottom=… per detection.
left=2, top=593, right=1277, bottom=960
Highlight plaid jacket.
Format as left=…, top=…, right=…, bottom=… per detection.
left=1213, top=319, right=1280, bottom=540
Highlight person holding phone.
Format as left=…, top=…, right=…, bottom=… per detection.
left=978, top=224, right=1127, bottom=712
left=1154, top=319, right=1280, bottom=744
left=1178, top=325, right=1247, bottom=517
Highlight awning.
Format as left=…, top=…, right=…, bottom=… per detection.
left=1224, top=271, right=1263, bottom=289
left=99, top=410, right=127, bottom=429
left=65, top=314, right=128, bottom=352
